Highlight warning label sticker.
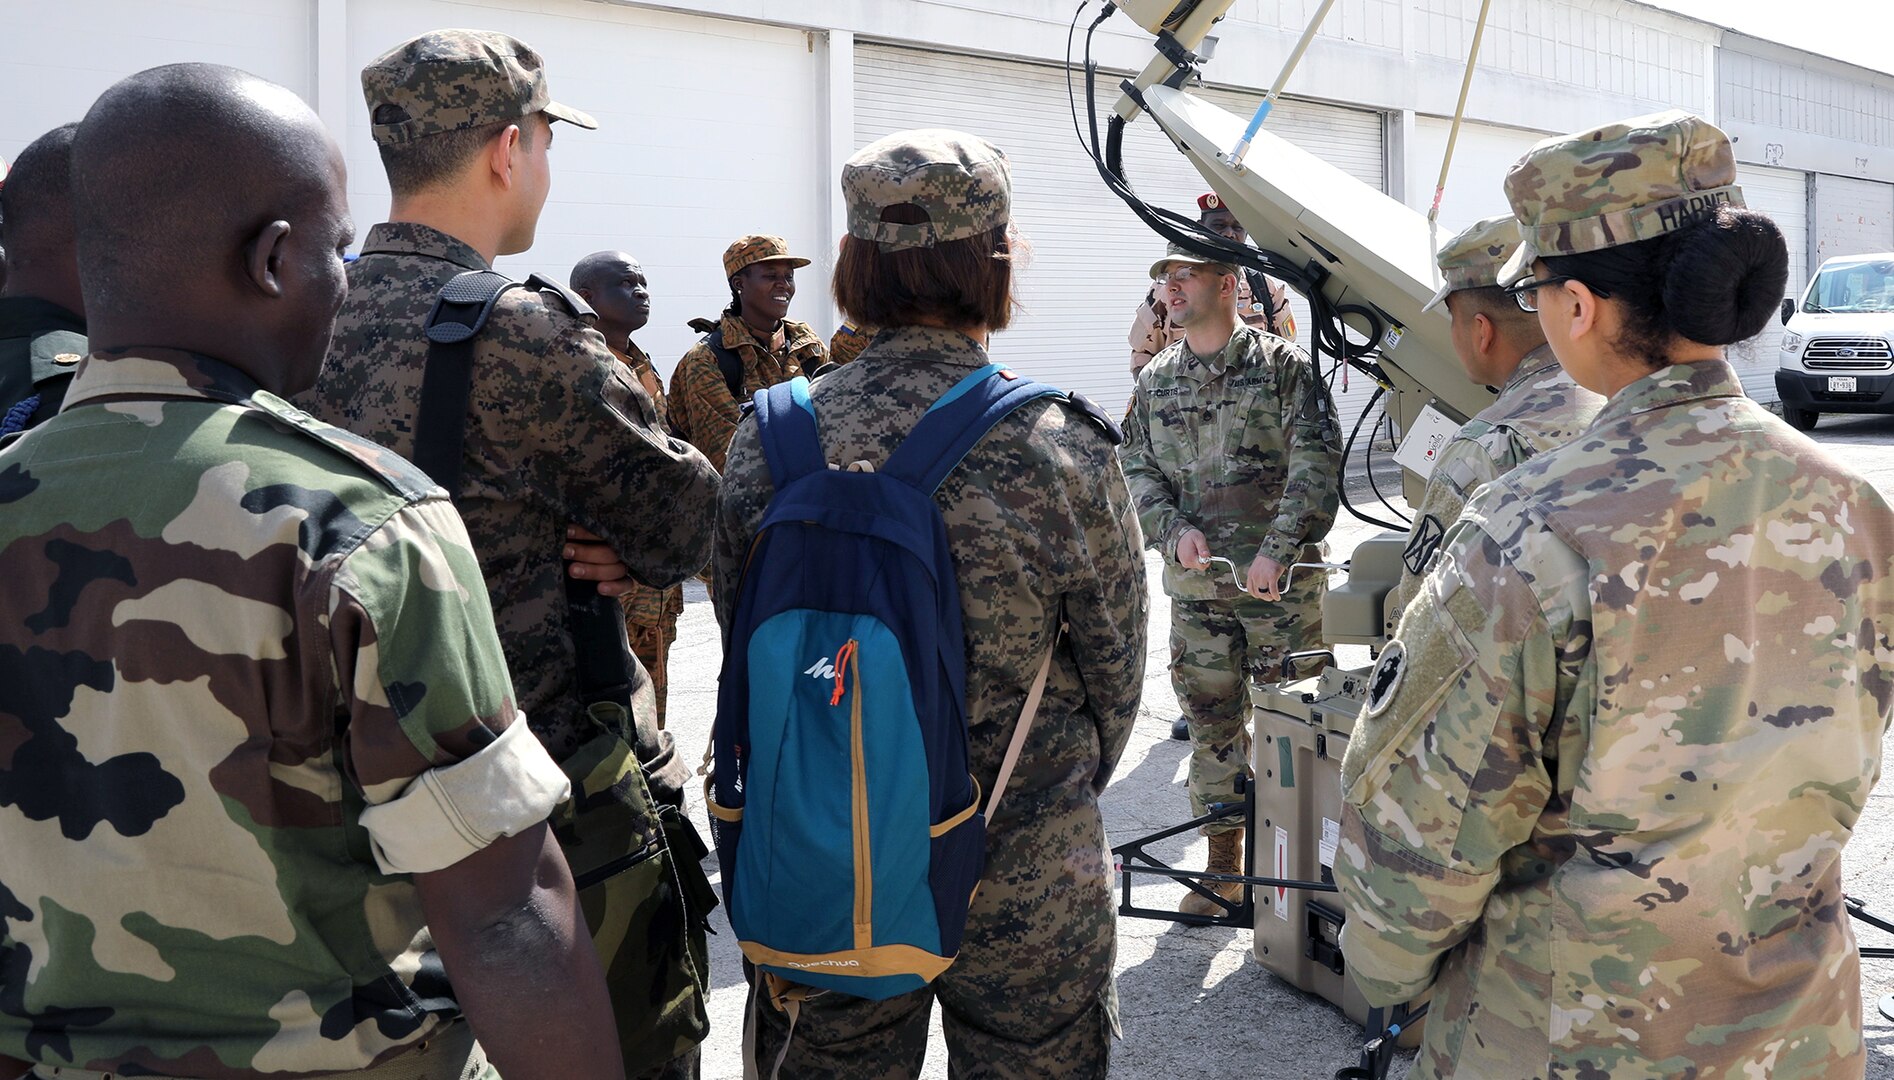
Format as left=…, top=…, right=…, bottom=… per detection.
left=1320, top=817, right=1340, bottom=869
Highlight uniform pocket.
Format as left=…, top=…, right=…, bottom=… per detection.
left=928, top=780, right=987, bottom=959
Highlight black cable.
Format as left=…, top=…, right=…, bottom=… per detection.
left=1362, top=399, right=1410, bottom=528
left=1338, top=387, right=1408, bottom=531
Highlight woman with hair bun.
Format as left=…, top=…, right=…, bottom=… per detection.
left=1334, top=111, right=1894, bottom=1079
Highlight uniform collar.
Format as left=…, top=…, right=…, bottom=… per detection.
left=1494, top=344, right=1563, bottom=399
left=721, top=313, right=822, bottom=357
left=358, top=222, right=491, bottom=272
left=1180, top=323, right=1258, bottom=379
left=61, top=347, right=262, bottom=410
left=1593, top=358, right=1745, bottom=426
left=852, top=325, right=992, bottom=369
left=0, top=295, right=86, bottom=335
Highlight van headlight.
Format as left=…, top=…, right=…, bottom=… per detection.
left=1781, top=331, right=1804, bottom=354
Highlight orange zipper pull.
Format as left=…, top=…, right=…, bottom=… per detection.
left=831, top=639, right=859, bottom=706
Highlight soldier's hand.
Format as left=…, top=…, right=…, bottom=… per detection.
left=1244, top=554, right=1286, bottom=601
left=1175, top=529, right=1211, bottom=571
left=564, top=524, right=634, bottom=598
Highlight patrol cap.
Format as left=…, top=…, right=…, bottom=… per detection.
left=1422, top=216, right=1521, bottom=313
left=362, top=29, right=597, bottom=147
left=842, top=129, right=1010, bottom=251
left=723, top=235, right=810, bottom=278
left=1498, top=110, right=1743, bottom=287
left=1149, top=241, right=1234, bottom=281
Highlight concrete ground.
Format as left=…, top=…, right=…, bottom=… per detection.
left=664, top=411, right=1894, bottom=1079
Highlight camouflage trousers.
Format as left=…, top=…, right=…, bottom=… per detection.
left=627, top=609, right=682, bottom=730
left=1169, top=584, right=1324, bottom=835
left=745, top=779, right=1119, bottom=1078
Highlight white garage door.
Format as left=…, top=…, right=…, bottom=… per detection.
left=855, top=43, right=1387, bottom=429
left=1733, top=164, right=1809, bottom=403
left=343, top=0, right=826, bottom=375
left=1812, top=173, right=1894, bottom=268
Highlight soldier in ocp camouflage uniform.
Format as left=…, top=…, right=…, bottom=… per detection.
left=1381, top=216, right=1603, bottom=632
left=1129, top=192, right=1297, bottom=376
left=1337, top=110, right=1894, bottom=1079
left=299, top=30, right=719, bottom=1079
left=1, top=63, right=614, bottom=1080
left=669, top=235, right=827, bottom=472
left=717, top=128, right=1146, bottom=1078
left=1120, top=242, right=1341, bottom=915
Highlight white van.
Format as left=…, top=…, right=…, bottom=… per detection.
left=1776, top=252, right=1894, bottom=431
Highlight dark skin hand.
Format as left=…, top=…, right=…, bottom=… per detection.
left=417, top=822, right=625, bottom=1080
left=735, top=259, right=797, bottom=338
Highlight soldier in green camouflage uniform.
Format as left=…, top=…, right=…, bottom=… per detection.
left=0, top=63, right=616, bottom=1080
left=0, top=124, right=84, bottom=437
left=1119, top=242, right=1341, bottom=914
left=299, top=31, right=718, bottom=1079
left=1382, top=216, right=1604, bottom=632
left=1338, top=110, right=1894, bottom=1079
left=716, top=129, right=1147, bottom=1078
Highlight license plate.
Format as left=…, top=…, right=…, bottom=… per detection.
left=1829, top=376, right=1858, bottom=393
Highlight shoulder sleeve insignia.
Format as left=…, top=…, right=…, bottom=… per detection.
left=1363, top=640, right=1406, bottom=719
left=1402, top=514, right=1446, bottom=576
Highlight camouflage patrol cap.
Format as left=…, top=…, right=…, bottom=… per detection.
left=1498, top=110, right=1743, bottom=286
left=1422, top=216, right=1521, bottom=313
left=1149, top=242, right=1234, bottom=281
left=843, top=129, right=1010, bottom=251
left=723, top=235, right=810, bottom=278
left=362, top=29, right=597, bottom=147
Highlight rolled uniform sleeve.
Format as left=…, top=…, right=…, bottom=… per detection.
left=503, top=316, right=720, bottom=589
left=1256, top=358, right=1342, bottom=565
left=1334, top=514, right=1570, bottom=1004
left=1116, top=376, right=1190, bottom=559
left=330, top=497, right=569, bottom=874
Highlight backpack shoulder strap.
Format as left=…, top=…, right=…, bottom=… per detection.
left=417, top=269, right=521, bottom=491
left=705, top=326, right=746, bottom=401
left=882, top=364, right=1067, bottom=494
left=753, top=377, right=826, bottom=491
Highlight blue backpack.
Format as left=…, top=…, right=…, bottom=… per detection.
left=708, top=364, right=1066, bottom=1004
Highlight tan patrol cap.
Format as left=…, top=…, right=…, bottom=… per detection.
left=1149, top=241, right=1234, bottom=281
left=1422, top=216, right=1521, bottom=313
left=362, top=29, right=597, bottom=147
left=1498, top=110, right=1743, bottom=287
left=843, top=129, right=1011, bottom=251
left=723, top=235, right=811, bottom=278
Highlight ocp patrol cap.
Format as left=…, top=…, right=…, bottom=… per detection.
left=1499, top=110, right=1743, bottom=286
left=362, top=29, right=597, bottom=147
left=1422, top=216, right=1521, bottom=313
left=842, top=129, right=1010, bottom=251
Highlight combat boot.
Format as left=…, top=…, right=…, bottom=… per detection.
left=1178, top=828, right=1245, bottom=917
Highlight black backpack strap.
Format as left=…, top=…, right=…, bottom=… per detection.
left=420, top=269, right=636, bottom=710
left=1244, top=268, right=1280, bottom=337
left=704, top=327, right=745, bottom=401
left=417, top=270, right=519, bottom=491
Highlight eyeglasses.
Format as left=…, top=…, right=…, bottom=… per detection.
left=1507, top=275, right=1611, bottom=313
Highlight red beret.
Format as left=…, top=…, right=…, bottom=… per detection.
left=1197, top=192, right=1222, bottom=212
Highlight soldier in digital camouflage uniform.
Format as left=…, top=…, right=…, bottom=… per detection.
left=1120, top=242, right=1341, bottom=915
left=570, top=249, right=689, bottom=730
left=298, top=30, right=718, bottom=1079
left=0, top=124, right=85, bottom=437
left=1381, top=216, right=1603, bottom=633
left=716, top=128, right=1146, bottom=1078
left=0, top=63, right=616, bottom=1080
left=669, top=235, right=827, bottom=472
left=1337, top=110, right=1894, bottom=1079
left=1128, top=192, right=1297, bottom=376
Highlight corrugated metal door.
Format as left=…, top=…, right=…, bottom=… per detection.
left=1733, top=164, right=1809, bottom=402
left=854, top=43, right=1387, bottom=431
left=1811, top=174, right=1894, bottom=267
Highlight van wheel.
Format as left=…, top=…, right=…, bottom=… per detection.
left=1783, top=405, right=1820, bottom=431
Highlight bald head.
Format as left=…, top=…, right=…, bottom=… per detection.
left=570, top=250, right=649, bottom=342
left=0, top=122, right=82, bottom=310
left=73, top=63, right=354, bottom=394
